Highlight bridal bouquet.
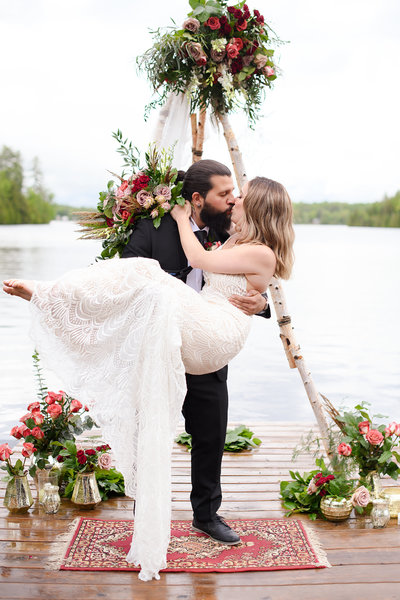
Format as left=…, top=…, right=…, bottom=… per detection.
left=138, top=0, right=280, bottom=125
left=77, top=132, right=185, bottom=259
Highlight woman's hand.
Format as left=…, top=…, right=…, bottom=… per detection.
left=170, top=201, right=192, bottom=222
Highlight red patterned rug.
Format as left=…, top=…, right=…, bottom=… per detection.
left=59, top=518, right=330, bottom=572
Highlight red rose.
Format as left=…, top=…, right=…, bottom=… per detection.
left=120, top=180, right=129, bottom=192
left=121, top=210, right=131, bottom=221
left=231, top=57, right=243, bottom=74
left=10, top=426, right=22, bottom=439
left=18, top=424, right=31, bottom=438
left=77, top=450, right=85, bottom=456
left=77, top=454, right=87, bottom=465
left=105, top=217, right=114, bottom=227
left=365, top=429, right=384, bottom=446
left=319, top=489, right=327, bottom=497
left=85, top=449, right=96, bottom=456
left=45, top=391, right=63, bottom=405
left=70, top=399, right=83, bottom=413
left=31, top=427, right=44, bottom=439
left=222, top=23, right=232, bottom=35
left=236, top=18, right=247, bottom=31
left=220, top=15, right=228, bottom=24
left=27, top=402, right=41, bottom=413
left=47, top=403, right=62, bottom=419
left=358, top=420, right=370, bottom=435
left=57, top=455, right=65, bottom=463
left=227, top=6, right=235, bottom=13
left=233, top=8, right=243, bottom=19
left=226, top=43, right=239, bottom=59
left=325, top=474, right=335, bottom=481
left=231, top=37, right=244, bottom=51
left=338, top=442, right=352, bottom=456
left=206, top=16, right=220, bottom=30
left=84, top=405, right=89, bottom=411
left=22, top=442, right=37, bottom=458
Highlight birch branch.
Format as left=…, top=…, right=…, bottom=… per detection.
left=193, top=108, right=207, bottom=163
left=217, top=111, right=247, bottom=188
left=190, top=114, right=197, bottom=164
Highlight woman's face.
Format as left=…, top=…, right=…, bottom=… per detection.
left=231, top=181, right=249, bottom=224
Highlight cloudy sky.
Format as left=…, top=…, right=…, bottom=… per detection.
left=1, top=0, right=399, bottom=206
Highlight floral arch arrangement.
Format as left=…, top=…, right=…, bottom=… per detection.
left=139, top=0, right=280, bottom=126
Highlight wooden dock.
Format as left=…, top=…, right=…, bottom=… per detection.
left=1, top=422, right=400, bottom=600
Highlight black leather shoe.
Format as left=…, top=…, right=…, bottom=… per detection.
left=192, top=514, right=241, bottom=545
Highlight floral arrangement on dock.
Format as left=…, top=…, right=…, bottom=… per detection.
left=175, top=424, right=261, bottom=452
left=55, top=440, right=125, bottom=501
left=8, top=352, right=96, bottom=478
left=77, top=133, right=185, bottom=259
left=138, top=0, right=279, bottom=125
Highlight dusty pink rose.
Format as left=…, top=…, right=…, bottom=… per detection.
left=358, top=420, right=370, bottom=435
left=0, top=443, right=13, bottom=461
left=337, top=442, right=352, bottom=456
left=154, top=185, right=172, bottom=200
left=242, top=55, right=254, bottom=67
left=186, top=42, right=206, bottom=63
left=136, top=190, right=154, bottom=208
left=226, top=43, right=239, bottom=59
left=10, top=426, right=22, bottom=439
left=155, top=194, right=166, bottom=204
left=182, top=17, right=200, bottom=32
left=161, top=202, right=171, bottom=211
left=31, top=427, right=44, bottom=439
left=98, top=453, right=112, bottom=470
left=306, top=479, right=318, bottom=495
left=71, top=399, right=83, bottom=413
left=47, top=403, right=62, bottom=419
left=21, top=442, right=37, bottom=458
left=263, top=66, right=275, bottom=77
left=365, top=429, right=384, bottom=446
left=351, top=486, right=371, bottom=508
left=150, top=208, right=159, bottom=219
left=254, top=53, right=268, bottom=68
left=27, top=402, right=41, bottom=413
left=210, top=48, right=226, bottom=63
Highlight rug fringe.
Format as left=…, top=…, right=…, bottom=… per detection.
left=300, top=520, right=331, bottom=568
left=44, top=517, right=81, bottom=571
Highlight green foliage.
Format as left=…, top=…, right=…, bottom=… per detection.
left=0, top=146, right=55, bottom=224
left=175, top=424, right=262, bottom=452
left=293, top=192, right=400, bottom=228
left=60, top=466, right=125, bottom=501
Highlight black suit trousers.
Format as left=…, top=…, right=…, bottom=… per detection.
left=182, top=366, right=228, bottom=522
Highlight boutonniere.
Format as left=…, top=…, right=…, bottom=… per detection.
left=204, top=241, right=222, bottom=251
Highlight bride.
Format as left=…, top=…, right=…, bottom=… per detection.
left=3, top=176, right=294, bottom=581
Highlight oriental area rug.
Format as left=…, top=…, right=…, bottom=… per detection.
left=58, top=518, right=330, bottom=572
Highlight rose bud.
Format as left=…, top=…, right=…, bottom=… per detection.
left=0, top=443, right=13, bottom=461
left=84, top=405, right=89, bottom=411
left=21, top=442, right=37, bottom=458
left=337, top=442, right=352, bottom=456
left=70, top=399, right=83, bottom=413
left=57, top=455, right=65, bottom=463
left=358, top=420, right=370, bottom=435
left=47, top=404, right=63, bottom=419
left=31, top=427, right=45, bottom=439
left=10, top=426, right=23, bottom=439
left=365, top=429, right=384, bottom=446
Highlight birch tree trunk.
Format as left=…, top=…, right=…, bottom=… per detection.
left=217, top=110, right=333, bottom=461
left=191, top=108, right=207, bottom=163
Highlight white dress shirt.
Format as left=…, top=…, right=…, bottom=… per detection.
left=186, top=218, right=209, bottom=293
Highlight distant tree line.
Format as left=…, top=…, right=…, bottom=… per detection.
left=0, top=146, right=55, bottom=224
left=293, top=193, right=400, bottom=227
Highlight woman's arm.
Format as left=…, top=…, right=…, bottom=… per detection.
left=171, top=203, right=275, bottom=283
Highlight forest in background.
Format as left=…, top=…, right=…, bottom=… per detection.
left=0, top=145, right=399, bottom=227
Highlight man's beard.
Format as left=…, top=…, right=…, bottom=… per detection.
left=200, top=202, right=232, bottom=233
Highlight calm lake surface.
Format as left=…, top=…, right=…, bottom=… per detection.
left=0, top=221, right=399, bottom=443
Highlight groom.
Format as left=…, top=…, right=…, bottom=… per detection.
left=122, top=159, right=270, bottom=544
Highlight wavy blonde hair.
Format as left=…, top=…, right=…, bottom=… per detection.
left=236, top=177, right=295, bottom=279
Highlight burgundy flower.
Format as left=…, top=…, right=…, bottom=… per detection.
left=319, top=489, right=327, bottom=497
left=77, top=454, right=87, bottom=465
left=233, top=8, right=243, bottom=19
left=222, top=23, right=232, bottom=36
left=57, top=455, right=65, bottom=463
left=85, top=449, right=96, bottom=456
left=231, top=57, right=243, bottom=74
left=205, top=16, right=221, bottom=30
left=236, top=18, right=247, bottom=31
left=227, top=6, right=235, bottom=14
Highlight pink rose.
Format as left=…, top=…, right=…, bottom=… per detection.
left=18, top=424, right=31, bottom=438
left=155, top=195, right=166, bottom=204
left=396, top=424, right=400, bottom=436
left=27, top=402, right=41, bottom=413
left=186, top=42, right=206, bottom=63
left=254, top=53, right=268, bottom=69
left=0, top=443, right=13, bottom=461
left=161, top=202, right=171, bottom=211
left=45, top=391, right=63, bottom=405
left=10, top=426, right=22, bottom=439
left=230, top=37, right=244, bottom=51
left=21, top=442, right=37, bottom=458
left=70, top=399, right=83, bottom=413
left=19, top=412, right=33, bottom=424
left=226, top=43, right=239, bottom=59
left=351, top=486, right=370, bottom=508
left=154, top=185, right=172, bottom=200
left=306, top=479, right=318, bottom=495
left=337, top=442, right=352, bottom=456
left=365, top=429, right=384, bottom=446
left=47, top=404, right=62, bottom=419
left=358, top=420, right=370, bottom=435
left=31, top=427, right=45, bottom=439
left=32, top=412, right=44, bottom=425
left=236, top=18, right=248, bottom=31
left=263, top=66, right=275, bottom=77
left=182, top=17, right=200, bottom=33
left=242, top=55, right=253, bottom=67
left=206, top=16, right=221, bottom=30
left=98, top=453, right=112, bottom=470
left=150, top=209, right=159, bottom=219
left=136, top=190, right=154, bottom=208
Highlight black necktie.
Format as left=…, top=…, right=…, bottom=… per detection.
left=194, top=229, right=208, bottom=246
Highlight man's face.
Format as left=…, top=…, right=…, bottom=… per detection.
left=198, top=175, right=235, bottom=232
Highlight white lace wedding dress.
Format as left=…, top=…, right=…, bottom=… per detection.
left=29, top=256, right=251, bottom=580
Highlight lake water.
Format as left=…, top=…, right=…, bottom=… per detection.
left=0, top=221, right=399, bottom=444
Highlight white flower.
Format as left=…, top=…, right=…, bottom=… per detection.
left=211, top=38, right=227, bottom=51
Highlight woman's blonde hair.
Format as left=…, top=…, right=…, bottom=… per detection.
left=237, top=177, right=295, bottom=279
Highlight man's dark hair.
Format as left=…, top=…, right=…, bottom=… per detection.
left=179, top=160, right=231, bottom=201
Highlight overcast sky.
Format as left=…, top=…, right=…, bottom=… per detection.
left=1, top=0, right=399, bottom=206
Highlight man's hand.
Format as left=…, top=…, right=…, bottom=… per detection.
left=228, top=289, right=268, bottom=316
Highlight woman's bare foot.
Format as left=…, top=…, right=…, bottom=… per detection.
left=2, top=279, right=34, bottom=301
